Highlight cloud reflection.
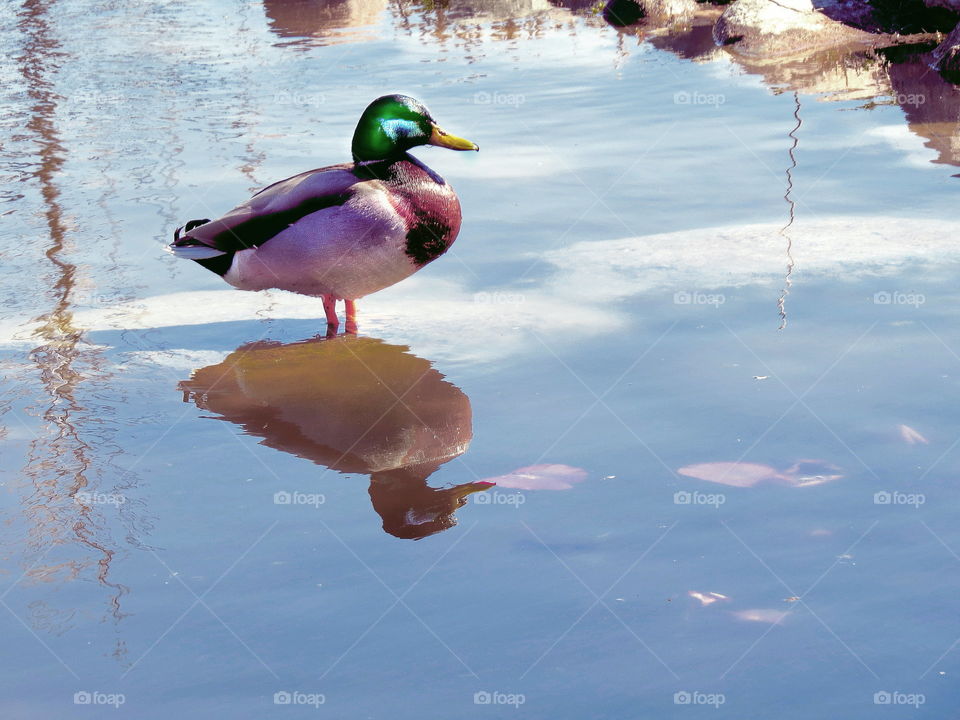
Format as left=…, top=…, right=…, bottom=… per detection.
left=8, top=213, right=959, bottom=366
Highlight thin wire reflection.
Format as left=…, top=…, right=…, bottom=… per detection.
left=777, top=91, right=801, bottom=331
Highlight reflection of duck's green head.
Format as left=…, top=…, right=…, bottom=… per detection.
left=352, top=94, right=479, bottom=162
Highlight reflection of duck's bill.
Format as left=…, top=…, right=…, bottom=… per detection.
left=453, top=480, right=495, bottom=500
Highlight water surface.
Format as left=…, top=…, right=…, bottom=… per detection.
left=2, top=0, right=960, bottom=717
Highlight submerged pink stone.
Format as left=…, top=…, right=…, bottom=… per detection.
left=898, top=424, right=929, bottom=445
left=677, top=460, right=842, bottom=488
left=689, top=590, right=730, bottom=606
left=732, top=608, right=790, bottom=624
left=481, top=464, right=588, bottom=490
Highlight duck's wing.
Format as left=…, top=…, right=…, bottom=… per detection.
left=171, top=164, right=362, bottom=254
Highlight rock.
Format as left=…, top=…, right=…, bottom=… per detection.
left=925, top=0, right=960, bottom=13
left=646, top=8, right=727, bottom=61
left=932, top=22, right=960, bottom=81
left=815, top=0, right=879, bottom=30
left=713, top=0, right=879, bottom=58
left=879, top=0, right=959, bottom=31
left=603, top=0, right=697, bottom=26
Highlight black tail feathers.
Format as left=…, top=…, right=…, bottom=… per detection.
left=173, top=218, right=211, bottom=243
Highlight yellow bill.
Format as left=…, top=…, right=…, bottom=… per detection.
left=429, top=124, right=479, bottom=151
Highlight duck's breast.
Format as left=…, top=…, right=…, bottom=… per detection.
left=385, top=159, right=463, bottom=267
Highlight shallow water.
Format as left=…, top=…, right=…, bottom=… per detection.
left=3, top=0, right=960, bottom=717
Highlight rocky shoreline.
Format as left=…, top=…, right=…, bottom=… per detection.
left=263, top=0, right=960, bottom=168
left=603, top=0, right=960, bottom=78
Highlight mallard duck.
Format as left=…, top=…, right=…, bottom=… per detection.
left=169, top=94, right=478, bottom=332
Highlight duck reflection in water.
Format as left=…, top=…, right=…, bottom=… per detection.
left=179, top=335, right=491, bottom=539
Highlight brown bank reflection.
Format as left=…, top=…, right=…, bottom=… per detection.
left=884, top=44, right=960, bottom=168
left=14, top=0, right=130, bottom=647
left=265, top=0, right=604, bottom=51
left=263, top=0, right=388, bottom=46
left=723, top=42, right=960, bottom=167
left=644, top=22, right=960, bottom=168
left=179, top=336, right=491, bottom=539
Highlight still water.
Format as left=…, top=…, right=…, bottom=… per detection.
left=3, top=0, right=960, bottom=717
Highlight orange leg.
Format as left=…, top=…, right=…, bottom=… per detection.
left=344, top=299, right=358, bottom=334
left=322, top=294, right=339, bottom=330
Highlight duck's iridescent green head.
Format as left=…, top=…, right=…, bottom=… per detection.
left=351, top=94, right=479, bottom=163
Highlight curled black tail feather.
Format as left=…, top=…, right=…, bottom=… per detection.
left=173, top=218, right=211, bottom=244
